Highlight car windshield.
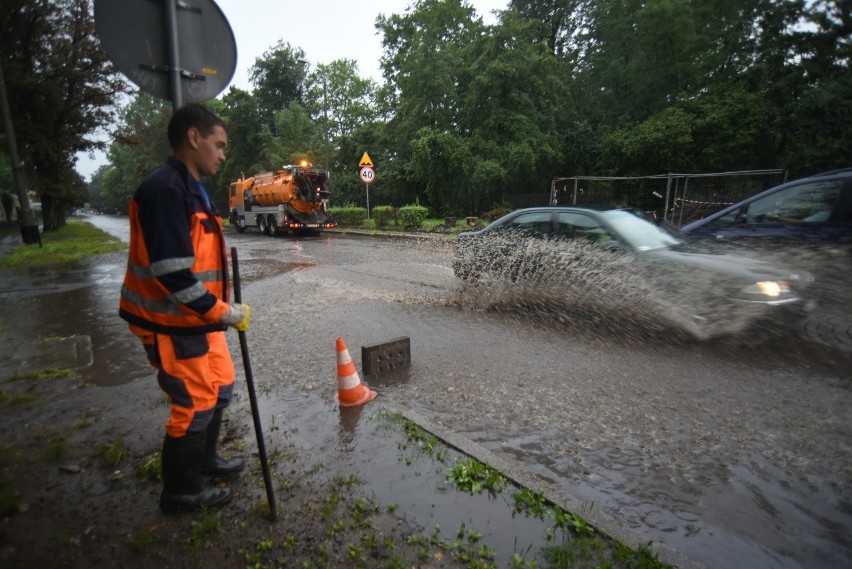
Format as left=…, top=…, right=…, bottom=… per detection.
left=600, top=210, right=683, bottom=251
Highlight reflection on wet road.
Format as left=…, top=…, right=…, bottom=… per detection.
left=4, top=215, right=850, bottom=569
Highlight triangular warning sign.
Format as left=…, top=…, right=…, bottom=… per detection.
left=359, top=152, right=374, bottom=168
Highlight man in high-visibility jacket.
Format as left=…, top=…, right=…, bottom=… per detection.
left=119, top=103, right=250, bottom=513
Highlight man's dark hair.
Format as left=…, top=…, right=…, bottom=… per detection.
left=167, top=103, right=228, bottom=150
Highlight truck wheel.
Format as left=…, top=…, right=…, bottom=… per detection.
left=257, top=216, right=267, bottom=234
left=266, top=215, right=277, bottom=236
left=231, top=212, right=246, bottom=233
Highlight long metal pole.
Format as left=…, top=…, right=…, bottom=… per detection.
left=164, top=0, right=182, bottom=110
left=322, top=77, right=330, bottom=172
left=231, top=247, right=276, bottom=521
left=663, top=173, right=673, bottom=222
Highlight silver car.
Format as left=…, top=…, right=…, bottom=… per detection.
left=452, top=206, right=811, bottom=339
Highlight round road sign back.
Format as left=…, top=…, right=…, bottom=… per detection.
left=95, top=0, right=236, bottom=103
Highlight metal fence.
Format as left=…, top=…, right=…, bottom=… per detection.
left=548, top=170, right=788, bottom=226
left=505, top=193, right=551, bottom=209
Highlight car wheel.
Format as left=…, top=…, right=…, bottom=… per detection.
left=266, top=215, right=277, bottom=236
left=257, top=216, right=267, bottom=234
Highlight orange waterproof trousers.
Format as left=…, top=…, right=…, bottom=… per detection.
left=132, top=326, right=235, bottom=437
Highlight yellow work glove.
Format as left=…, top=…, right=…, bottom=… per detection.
left=219, top=303, right=251, bottom=332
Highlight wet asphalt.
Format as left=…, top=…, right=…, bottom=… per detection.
left=1, top=214, right=850, bottom=569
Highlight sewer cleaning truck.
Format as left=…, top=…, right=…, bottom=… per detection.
left=228, top=161, right=335, bottom=235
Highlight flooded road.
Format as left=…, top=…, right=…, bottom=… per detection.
left=6, top=215, right=851, bottom=569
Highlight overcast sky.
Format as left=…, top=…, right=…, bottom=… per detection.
left=76, top=0, right=509, bottom=180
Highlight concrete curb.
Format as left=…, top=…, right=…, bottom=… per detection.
left=324, top=227, right=455, bottom=241
left=386, top=403, right=710, bottom=569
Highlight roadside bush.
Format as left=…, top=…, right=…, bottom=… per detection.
left=372, top=205, right=397, bottom=229
left=327, top=205, right=367, bottom=227
left=398, top=204, right=429, bottom=230
left=482, top=206, right=512, bottom=221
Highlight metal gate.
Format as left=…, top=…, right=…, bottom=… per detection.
left=549, top=170, right=787, bottom=226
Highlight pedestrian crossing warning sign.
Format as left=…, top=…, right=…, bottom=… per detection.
left=359, top=152, right=374, bottom=168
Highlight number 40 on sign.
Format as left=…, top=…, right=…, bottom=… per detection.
left=359, top=166, right=375, bottom=184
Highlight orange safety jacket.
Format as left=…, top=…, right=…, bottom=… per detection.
left=120, top=157, right=231, bottom=335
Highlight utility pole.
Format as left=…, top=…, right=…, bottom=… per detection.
left=0, top=60, right=40, bottom=245
left=322, top=76, right=330, bottom=173
left=298, top=58, right=330, bottom=173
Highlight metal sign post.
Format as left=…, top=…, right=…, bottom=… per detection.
left=358, top=152, right=375, bottom=219
left=359, top=166, right=375, bottom=219
left=163, top=0, right=183, bottom=109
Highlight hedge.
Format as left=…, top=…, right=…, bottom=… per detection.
left=372, top=205, right=397, bottom=229
left=398, top=205, right=429, bottom=229
left=327, top=206, right=367, bottom=227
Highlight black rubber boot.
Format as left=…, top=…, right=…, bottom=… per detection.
left=159, top=431, right=232, bottom=514
left=201, top=408, right=245, bottom=476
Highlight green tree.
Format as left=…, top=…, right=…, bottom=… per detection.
left=260, top=101, right=323, bottom=169
left=249, top=40, right=307, bottom=129
left=578, top=0, right=708, bottom=123
left=97, top=93, right=170, bottom=214
left=742, top=0, right=850, bottom=175
left=508, top=0, right=588, bottom=58
left=1, top=0, right=126, bottom=231
left=215, top=86, right=265, bottom=193
left=86, top=163, right=109, bottom=212
left=460, top=12, right=566, bottom=210
left=299, top=59, right=380, bottom=206
left=568, top=0, right=850, bottom=176
left=376, top=0, right=484, bottom=211
left=304, top=59, right=378, bottom=142
left=781, top=72, right=852, bottom=176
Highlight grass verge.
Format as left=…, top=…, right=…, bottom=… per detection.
left=0, top=219, right=125, bottom=267
left=335, top=217, right=475, bottom=235
left=380, top=409, right=674, bottom=568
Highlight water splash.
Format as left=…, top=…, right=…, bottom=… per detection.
left=448, top=232, right=797, bottom=341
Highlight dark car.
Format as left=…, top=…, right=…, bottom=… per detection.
left=452, top=206, right=811, bottom=339
left=681, top=169, right=852, bottom=244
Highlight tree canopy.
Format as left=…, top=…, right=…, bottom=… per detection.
left=90, top=0, right=851, bottom=218
left=1, top=0, right=125, bottom=230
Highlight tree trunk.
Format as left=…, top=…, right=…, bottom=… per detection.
left=40, top=192, right=66, bottom=232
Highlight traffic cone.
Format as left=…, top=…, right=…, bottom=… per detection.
left=335, top=337, right=377, bottom=407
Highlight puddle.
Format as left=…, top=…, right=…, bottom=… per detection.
left=1, top=335, right=93, bottom=378
left=236, top=259, right=315, bottom=283
left=0, top=253, right=149, bottom=386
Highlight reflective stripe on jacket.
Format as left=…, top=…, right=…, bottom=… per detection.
left=119, top=157, right=231, bottom=335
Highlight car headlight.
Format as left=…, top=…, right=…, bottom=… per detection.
left=742, top=281, right=790, bottom=298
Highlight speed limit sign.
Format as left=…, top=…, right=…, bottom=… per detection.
left=359, top=166, right=375, bottom=184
